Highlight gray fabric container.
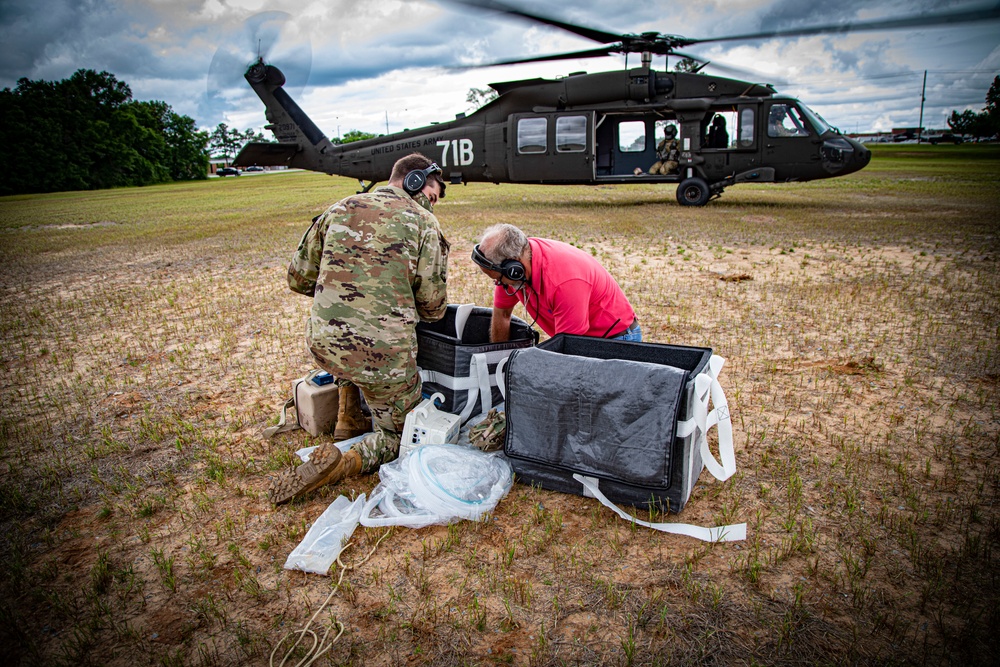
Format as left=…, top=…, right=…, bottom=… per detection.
left=502, top=334, right=711, bottom=513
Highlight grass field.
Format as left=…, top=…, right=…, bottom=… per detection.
left=1, top=143, right=998, bottom=666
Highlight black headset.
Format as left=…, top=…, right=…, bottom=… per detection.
left=471, top=244, right=527, bottom=282
left=402, top=162, right=442, bottom=195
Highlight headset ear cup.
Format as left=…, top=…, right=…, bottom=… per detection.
left=501, top=260, right=525, bottom=282
left=403, top=170, right=426, bottom=194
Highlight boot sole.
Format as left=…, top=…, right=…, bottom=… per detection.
left=268, top=444, right=343, bottom=505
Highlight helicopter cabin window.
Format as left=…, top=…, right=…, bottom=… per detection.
left=556, top=116, right=587, bottom=152
left=738, top=108, right=754, bottom=147
left=702, top=113, right=734, bottom=149
left=654, top=120, right=680, bottom=145
left=618, top=121, right=646, bottom=152
left=767, top=104, right=810, bottom=138
left=517, top=118, right=547, bottom=154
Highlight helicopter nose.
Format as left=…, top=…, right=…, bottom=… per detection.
left=822, top=136, right=871, bottom=176
left=855, top=141, right=872, bottom=169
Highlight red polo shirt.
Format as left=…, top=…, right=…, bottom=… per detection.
left=493, top=238, right=635, bottom=338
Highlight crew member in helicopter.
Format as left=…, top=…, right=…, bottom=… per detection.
left=649, top=124, right=680, bottom=175
left=472, top=223, right=640, bottom=344
left=707, top=115, right=729, bottom=149
left=768, top=105, right=806, bottom=137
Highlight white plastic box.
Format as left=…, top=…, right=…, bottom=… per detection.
left=399, top=393, right=461, bottom=457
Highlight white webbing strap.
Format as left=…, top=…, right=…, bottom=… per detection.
left=419, top=369, right=481, bottom=390
left=676, top=355, right=736, bottom=482
left=418, top=349, right=516, bottom=389
left=460, top=353, right=494, bottom=422
left=419, top=349, right=515, bottom=424
left=496, top=356, right=509, bottom=400
left=574, top=474, right=746, bottom=542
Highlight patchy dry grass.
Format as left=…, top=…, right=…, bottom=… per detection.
left=1, top=144, right=998, bottom=666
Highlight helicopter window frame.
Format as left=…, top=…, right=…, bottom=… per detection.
left=738, top=108, right=755, bottom=148
left=517, top=117, right=548, bottom=154
left=556, top=115, right=588, bottom=153
left=799, top=104, right=833, bottom=135
left=618, top=120, right=647, bottom=153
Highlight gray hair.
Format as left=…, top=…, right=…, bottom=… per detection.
left=480, top=223, right=529, bottom=263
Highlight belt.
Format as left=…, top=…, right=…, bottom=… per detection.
left=608, top=317, right=639, bottom=338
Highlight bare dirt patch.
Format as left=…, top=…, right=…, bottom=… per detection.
left=1, top=170, right=998, bottom=666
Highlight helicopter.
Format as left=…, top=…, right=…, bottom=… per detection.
left=234, top=0, right=1000, bottom=206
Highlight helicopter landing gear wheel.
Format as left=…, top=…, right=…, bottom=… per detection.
left=676, top=177, right=711, bottom=206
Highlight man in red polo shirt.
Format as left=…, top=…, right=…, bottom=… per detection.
left=472, top=223, right=640, bottom=343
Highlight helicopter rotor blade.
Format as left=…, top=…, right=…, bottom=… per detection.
left=445, top=0, right=1000, bottom=74
left=446, top=0, right=622, bottom=44
left=455, top=46, right=621, bottom=69
left=205, top=11, right=312, bottom=125
left=671, top=50, right=788, bottom=86
left=682, top=2, right=1000, bottom=47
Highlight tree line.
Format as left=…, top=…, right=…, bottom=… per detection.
left=948, top=75, right=1000, bottom=140
left=0, top=70, right=211, bottom=196
left=0, top=68, right=397, bottom=196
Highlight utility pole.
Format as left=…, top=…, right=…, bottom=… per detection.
left=917, top=70, right=927, bottom=142
left=385, top=111, right=389, bottom=134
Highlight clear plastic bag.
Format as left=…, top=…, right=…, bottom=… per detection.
left=295, top=433, right=368, bottom=463
left=360, top=444, right=512, bottom=529
left=283, top=494, right=367, bottom=575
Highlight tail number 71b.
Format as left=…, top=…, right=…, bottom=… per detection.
left=436, top=139, right=474, bottom=167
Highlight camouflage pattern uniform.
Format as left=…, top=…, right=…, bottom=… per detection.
left=650, top=135, right=679, bottom=175
left=287, top=185, right=449, bottom=472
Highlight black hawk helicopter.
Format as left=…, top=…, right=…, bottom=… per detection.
left=234, top=0, right=1000, bottom=206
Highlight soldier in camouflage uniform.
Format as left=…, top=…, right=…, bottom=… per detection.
left=269, top=153, right=450, bottom=504
left=649, top=124, right=680, bottom=175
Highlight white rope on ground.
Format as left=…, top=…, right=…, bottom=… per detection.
left=270, top=528, right=392, bottom=667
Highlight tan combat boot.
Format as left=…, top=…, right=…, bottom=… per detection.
left=334, top=385, right=372, bottom=440
left=268, top=446, right=363, bottom=505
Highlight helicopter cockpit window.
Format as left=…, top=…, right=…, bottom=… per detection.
left=767, top=104, right=810, bottom=138
left=618, top=121, right=646, bottom=152
left=799, top=104, right=833, bottom=135
left=556, top=116, right=587, bottom=152
left=517, top=118, right=547, bottom=154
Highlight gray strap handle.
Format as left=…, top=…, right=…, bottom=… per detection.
left=263, top=397, right=301, bottom=439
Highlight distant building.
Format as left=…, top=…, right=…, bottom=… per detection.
left=848, top=132, right=892, bottom=143
left=209, top=159, right=230, bottom=175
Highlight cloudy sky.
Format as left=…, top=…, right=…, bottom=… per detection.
left=1, top=0, right=998, bottom=137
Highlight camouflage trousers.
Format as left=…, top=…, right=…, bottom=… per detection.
left=649, top=160, right=678, bottom=175
left=336, top=371, right=422, bottom=473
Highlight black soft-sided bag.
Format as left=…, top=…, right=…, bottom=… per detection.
left=502, top=334, right=729, bottom=515
left=416, top=305, right=536, bottom=421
